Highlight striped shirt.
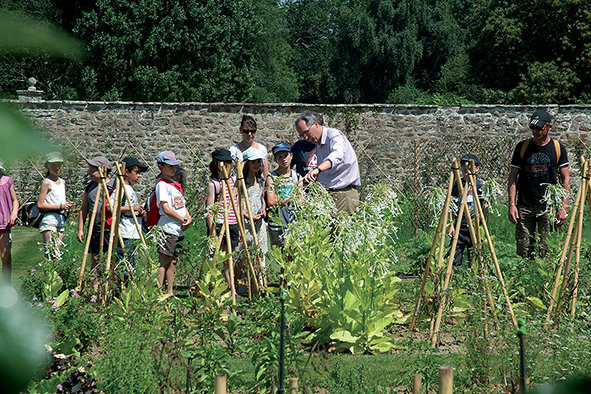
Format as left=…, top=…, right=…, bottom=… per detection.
left=211, top=177, right=238, bottom=225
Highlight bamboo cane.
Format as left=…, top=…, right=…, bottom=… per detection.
left=220, top=163, right=258, bottom=299
left=78, top=178, right=103, bottom=289
left=471, top=174, right=517, bottom=328
left=546, top=168, right=583, bottom=323
left=235, top=161, right=268, bottom=290
left=569, top=161, right=588, bottom=323
left=554, top=159, right=587, bottom=326
left=101, top=164, right=123, bottom=304
left=220, top=172, right=237, bottom=305
left=570, top=161, right=591, bottom=322
left=410, top=165, right=454, bottom=331
left=431, top=161, right=471, bottom=346
left=98, top=168, right=108, bottom=260
left=116, top=162, right=147, bottom=248
left=430, top=159, right=483, bottom=338
left=466, top=161, right=498, bottom=325
left=104, top=165, right=122, bottom=274
left=124, top=137, right=158, bottom=177
left=198, top=222, right=227, bottom=282
left=235, top=171, right=254, bottom=300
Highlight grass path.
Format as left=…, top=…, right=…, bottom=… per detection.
left=10, top=226, right=43, bottom=280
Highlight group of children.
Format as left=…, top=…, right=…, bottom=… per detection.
left=205, top=140, right=302, bottom=291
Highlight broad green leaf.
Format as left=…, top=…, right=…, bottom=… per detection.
left=54, top=290, right=69, bottom=308
left=527, top=296, right=547, bottom=311
left=330, top=329, right=359, bottom=344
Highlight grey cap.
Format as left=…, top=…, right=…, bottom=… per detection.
left=86, top=156, right=112, bottom=170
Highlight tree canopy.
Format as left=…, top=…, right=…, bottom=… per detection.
left=1, top=0, right=590, bottom=104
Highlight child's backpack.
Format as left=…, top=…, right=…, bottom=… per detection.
left=20, top=201, right=43, bottom=228
left=145, top=178, right=183, bottom=228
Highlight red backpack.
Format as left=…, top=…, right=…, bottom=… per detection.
left=145, top=178, right=183, bottom=228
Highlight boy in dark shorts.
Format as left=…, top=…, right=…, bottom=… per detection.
left=154, top=151, right=191, bottom=296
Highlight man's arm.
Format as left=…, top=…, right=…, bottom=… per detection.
left=507, top=166, right=519, bottom=224
left=556, top=165, right=570, bottom=225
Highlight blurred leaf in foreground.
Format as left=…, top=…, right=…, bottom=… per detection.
left=0, top=12, right=84, bottom=59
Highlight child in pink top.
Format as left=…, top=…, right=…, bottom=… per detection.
left=0, top=162, right=19, bottom=282
left=206, top=148, right=239, bottom=289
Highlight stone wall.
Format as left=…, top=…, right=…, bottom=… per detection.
left=9, top=100, right=591, bottom=201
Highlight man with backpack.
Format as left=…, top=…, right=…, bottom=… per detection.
left=508, top=109, right=570, bottom=259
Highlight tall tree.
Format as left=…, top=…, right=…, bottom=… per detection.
left=73, top=0, right=258, bottom=101
left=327, top=0, right=465, bottom=103
left=249, top=0, right=299, bottom=102
left=467, top=0, right=591, bottom=103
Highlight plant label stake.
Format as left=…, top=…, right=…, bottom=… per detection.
left=278, top=287, right=286, bottom=394
left=517, top=318, right=527, bottom=393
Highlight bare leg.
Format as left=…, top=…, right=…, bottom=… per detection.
left=41, top=230, right=52, bottom=259
left=91, top=253, right=100, bottom=291
left=0, top=233, right=12, bottom=283
left=166, top=257, right=177, bottom=295
left=158, top=253, right=175, bottom=294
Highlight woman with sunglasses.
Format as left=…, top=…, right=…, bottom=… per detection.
left=229, top=115, right=269, bottom=179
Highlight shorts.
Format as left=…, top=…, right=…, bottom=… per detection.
left=158, top=232, right=185, bottom=257
left=0, top=228, right=11, bottom=234
left=39, top=213, right=65, bottom=233
left=213, top=223, right=240, bottom=248
left=89, top=229, right=111, bottom=255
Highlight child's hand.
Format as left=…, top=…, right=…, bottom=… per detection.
left=77, top=229, right=85, bottom=243
left=448, top=226, right=455, bottom=238
left=182, top=215, right=192, bottom=230
left=64, top=201, right=75, bottom=211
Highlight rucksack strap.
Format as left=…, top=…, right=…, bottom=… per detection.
left=519, top=138, right=561, bottom=162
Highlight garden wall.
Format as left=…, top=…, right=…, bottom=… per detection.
left=10, top=99, right=591, bottom=201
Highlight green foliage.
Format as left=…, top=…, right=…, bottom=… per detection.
left=273, top=183, right=406, bottom=353
left=467, top=0, right=591, bottom=104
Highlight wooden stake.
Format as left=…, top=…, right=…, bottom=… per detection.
left=220, top=163, right=259, bottom=299
left=438, top=366, right=453, bottom=394
left=214, top=374, right=227, bottom=394
left=545, top=171, right=582, bottom=323
left=220, top=172, right=237, bottom=305
left=554, top=159, right=587, bottom=326
left=410, top=167, right=454, bottom=331
left=431, top=160, right=471, bottom=347
left=99, top=168, right=108, bottom=260
left=78, top=177, right=103, bottom=289
left=236, top=160, right=268, bottom=290
left=413, top=374, right=422, bottom=394
left=288, top=377, right=299, bottom=393
left=116, top=162, right=147, bottom=248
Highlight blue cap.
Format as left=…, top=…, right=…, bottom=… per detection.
left=272, top=142, right=291, bottom=155
left=242, top=147, right=266, bottom=162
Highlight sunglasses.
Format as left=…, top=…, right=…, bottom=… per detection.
left=529, top=125, right=544, bottom=131
left=242, top=128, right=257, bottom=134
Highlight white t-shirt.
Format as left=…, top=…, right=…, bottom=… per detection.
left=110, top=184, right=141, bottom=239
left=155, top=180, right=186, bottom=236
